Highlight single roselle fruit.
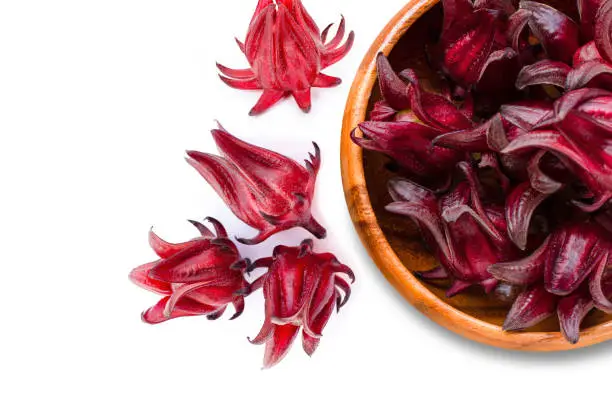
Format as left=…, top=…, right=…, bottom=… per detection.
left=217, top=0, right=354, bottom=115
left=129, top=218, right=250, bottom=324
left=186, top=124, right=325, bottom=245
left=438, top=0, right=518, bottom=90
left=352, top=54, right=471, bottom=183
left=489, top=222, right=612, bottom=343
left=246, top=239, right=354, bottom=369
left=386, top=163, right=520, bottom=296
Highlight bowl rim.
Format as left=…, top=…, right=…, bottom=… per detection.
left=340, top=0, right=612, bottom=351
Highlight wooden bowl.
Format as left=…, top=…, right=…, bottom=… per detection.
left=340, top=0, right=612, bottom=351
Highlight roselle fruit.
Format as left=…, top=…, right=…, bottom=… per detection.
left=386, top=163, right=519, bottom=296
left=187, top=124, right=325, bottom=245
left=218, top=0, right=354, bottom=115
left=129, top=218, right=250, bottom=324
left=352, top=0, right=612, bottom=343
left=246, top=239, right=354, bottom=368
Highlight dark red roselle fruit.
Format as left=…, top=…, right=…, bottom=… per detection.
left=129, top=218, right=250, bottom=324
left=217, top=0, right=354, bottom=115
left=247, top=239, right=354, bottom=368
left=386, top=163, right=520, bottom=296
left=187, top=124, right=325, bottom=245
left=352, top=54, right=470, bottom=186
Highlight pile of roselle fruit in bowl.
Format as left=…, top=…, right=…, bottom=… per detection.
left=349, top=0, right=612, bottom=346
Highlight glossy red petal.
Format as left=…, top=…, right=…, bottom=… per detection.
left=506, top=181, right=549, bottom=250
left=579, top=0, right=605, bottom=40
left=369, top=100, right=397, bottom=121
left=402, top=69, right=473, bottom=131
left=516, top=60, right=571, bottom=89
left=441, top=9, right=498, bottom=86
left=263, top=324, right=300, bottom=369
left=519, top=1, right=580, bottom=63
left=590, top=252, right=612, bottom=312
left=503, top=285, right=559, bottom=331
left=545, top=224, right=606, bottom=296
left=375, top=53, right=410, bottom=110
left=566, top=60, right=612, bottom=90
left=488, top=236, right=549, bottom=284
left=302, top=332, right=320, bottom=357
left=557, top=288, right=594, bottom=344
left=129, top=262, right=172, bottom=295
left=500, top=101, right=554, bottom=131
left=186, top=151, right=264, bottom=230
left=527, top=150, right=564, bottom=194
left=149, top=240, right=239, bottom=284
left=249, top=90, right=286, bottom=116
left=148, top=228, right=199, bottom=259
left=312, top=73, right=342, bottom=88
left=141, top=296, right=219, bottom=325
left=595, top=0, right=612, bottom=63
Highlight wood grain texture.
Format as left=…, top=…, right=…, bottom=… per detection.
left=340, top=0, right=612, bottom=351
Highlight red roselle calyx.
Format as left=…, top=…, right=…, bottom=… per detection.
left=217, top=0, right=354, bottom=115
left=352, top=0, right=612, bottom=343
left=386, top=163, right=519, bottom=296
left=246, top=239, right=354, bottom=369
left=186, top=124, right=325, bottom=245
left=129, top=218, right=250, bottom=324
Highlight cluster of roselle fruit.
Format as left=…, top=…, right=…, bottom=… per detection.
left=130, top=0, right=355, bottom=369
left=353, top=0, right=612, bottom=343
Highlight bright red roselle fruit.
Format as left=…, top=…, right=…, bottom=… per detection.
left=129, top=218, right=250, bottom=324
left=186, top=123, right=325, bottom=245
left=246, top=239, right=354, bottom=368
left=217, top=0, right=354, bottom=115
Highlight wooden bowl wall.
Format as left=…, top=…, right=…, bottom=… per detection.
left=340, top=0, right=612, bottom=350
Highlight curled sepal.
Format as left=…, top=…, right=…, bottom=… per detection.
left=488, top=236, right=549, bottom=285
left=527, top=151, right=565, bottom=194
left=515, top=60, right=571, bottom=90
left=386, top=178, right=451, bottom=261
left=262, top=324, right=300, bottom=369
left=579, top=0, right=606, bottom=41
left=595, top=0, right=612, bottom=63
left=505, top=182, right=549, bottom=250
left=566, top=60, right=612, bottom=90
left=557, top=288, right=594, bottom=344
left=503, top=285, right=559, bottom=331
left=590, top=252, right=612, bottom=313
left=375, top=53, right=410, bottom=110
left=514, top=1, right=580, bottom=64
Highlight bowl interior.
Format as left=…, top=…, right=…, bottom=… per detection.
left=362, top=3, right=612, bottom=334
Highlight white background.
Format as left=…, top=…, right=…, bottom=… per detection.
left=1, top=0, right=611, bottom=393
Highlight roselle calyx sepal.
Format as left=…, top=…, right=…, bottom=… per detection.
left=246, top=239, right=354, bottom=369
left=129, top=218, right=250, bottom=324
left=217, top=0, right=354, bottom=115
left=186, top=124, right=325, bottom=245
